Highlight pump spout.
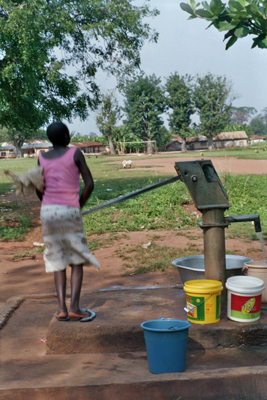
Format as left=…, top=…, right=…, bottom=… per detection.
left=225, top=214, right=261, bottom=233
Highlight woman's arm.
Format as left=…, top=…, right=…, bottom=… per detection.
left=74, top=148, right=94, bottom=208
left=36, top=158, right=43, bottom=202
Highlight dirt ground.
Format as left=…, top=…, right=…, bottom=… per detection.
left=1, top=155, right=266, bottom=306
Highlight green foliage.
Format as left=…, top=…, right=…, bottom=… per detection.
left=165, top=72, right=194, bottom=139
left=96, top=91, right=121, bottom=154
left=223, top=123, right=253, bottom=139
left=250, top=108, right=267, bottom=136
left=87, top=233, right=129, bottom=252
left=82, top=170, right=267, bottom=238
left=70, top=133, right=105, bottom=144
left=83, top=177, right=195, bottom=234
left=180, top=0, right=267, bottom=49
left=117, top=242, right=200, bottom=274
left=0, top=214, right=32, bottom=241
left=122, top=74, right=166, bottom=148
left=170, top=393, right=182, bottom=400
left=192, top=73, right=234, bottom=146
left=3, top=155, right=267, bottom=243
left=113, top=124, right=145, bottom=153
left=34, top=129, right=47, bottom=141
left=157, top=126, right=173, bottom=149
left=0, top=126, right=9, bottom=143
left=0, top=0, right=159, bottom=154
left=223, top=173, right=267, bottom=235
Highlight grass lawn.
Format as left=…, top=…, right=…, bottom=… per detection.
left=1, top=146, right=267, bottom=242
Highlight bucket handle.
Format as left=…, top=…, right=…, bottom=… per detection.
left=158, top=318, right=185, bottom=331
left=184, top=292, right=212, bottom=314
left=242, top=265, right=248, bottom=275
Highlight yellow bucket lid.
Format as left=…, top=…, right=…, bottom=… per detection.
left=184, top=279, right=223, bottom=294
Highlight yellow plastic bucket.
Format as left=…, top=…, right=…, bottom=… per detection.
left=183, top=280, right=223, bottom=324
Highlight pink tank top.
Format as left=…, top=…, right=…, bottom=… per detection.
left=39, top=147, right=80, bottom=208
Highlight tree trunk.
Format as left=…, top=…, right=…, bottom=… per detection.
left=146, top=138, right=153, bottom=154
left=13, top=141, right=24, bottom=158
left=208, top=135, right=214, bottom=151
left=181, top=138, right=187, bottom=153
left=108, top=135, right=116, bottom=155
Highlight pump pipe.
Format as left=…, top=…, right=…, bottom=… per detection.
left=81, top=175, right=181, bottom=216
left=225, top=214, right=261, bottom=233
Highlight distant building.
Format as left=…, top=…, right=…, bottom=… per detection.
left=70, top=141, right=105, bottom=154
left=250, top=135, right=266, bottom=145
left=0, top=140, right=52, bottom=158
left=0, top=139, right=107, bottom=158
left=213, top=131, right=248, bottom=148
left=162, top=131, right=248, bottom=152
left=186, top=135, right=208, bottom=151
left=163, top=135, right=208, bottom=152
left=161, top=139, right=182, bottom=152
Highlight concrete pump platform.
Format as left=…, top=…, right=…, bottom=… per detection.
left=1, top=286, right=267, bottom=400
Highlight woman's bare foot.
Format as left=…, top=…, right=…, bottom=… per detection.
left=68, top=308, right=90, bottom=319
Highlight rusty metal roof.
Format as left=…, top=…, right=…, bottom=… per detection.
left=70, top=141, right=103, bottom=147
left=215, top=131, right=248, bottom=140
left=250, top=135, right=266, bottom=140
left=187, top=135, right=207, bottom=143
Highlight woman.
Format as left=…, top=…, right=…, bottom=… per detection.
left=37, top=122, right=100, bottom=322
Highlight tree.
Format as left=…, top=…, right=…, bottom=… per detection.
left=111, top=124, right=141, bottom=153
left=223, top=123, right=253, bottom=139
left=180, top=0, right=267, bottom=50
left=157, top=126, right=172, bottom=149
left=0, top=0, right=159, bottom=156
left=122, top=74, right=166, bottom=153
left=96, top=91, right=121, bottom=154
left=192, top=73, right=234, bottom=149
left=165, top=72, right=194, bottom=152
left=0, top=126, right=8, bottom=144
left=230, top=106, right=257, bottom=125
left=250, top=108, right=267, bottom=136
left=70, top=133, right=104, bottom=143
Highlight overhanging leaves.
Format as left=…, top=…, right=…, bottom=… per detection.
left=225, top=34, right=238, bottom=49
left=180, top=0, right=267, bottom=49
left=180, top=3, right=196, bottom=16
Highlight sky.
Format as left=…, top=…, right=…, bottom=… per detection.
left=68, top=0, right=267, bottom=137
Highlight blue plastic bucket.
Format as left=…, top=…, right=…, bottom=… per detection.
left=140, top=318, right=191, bottom=374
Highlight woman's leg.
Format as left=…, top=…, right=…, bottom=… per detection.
left=54, top=269, right=67, bottom=317
left=69, top=264, right=89, bottom=317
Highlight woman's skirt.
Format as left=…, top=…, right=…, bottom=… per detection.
left=40, top=205, right=100, bottom=273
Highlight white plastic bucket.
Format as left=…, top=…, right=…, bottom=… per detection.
left=226, top=276, right=265, bottom=322
left=243, top=261, right=267, bottom=303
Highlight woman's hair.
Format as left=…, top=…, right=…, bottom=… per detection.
left=46, top=122, right=70, bottom=146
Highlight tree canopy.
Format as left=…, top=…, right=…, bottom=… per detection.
left=250, top=108, right=267, bottom=135
left=96, top=91, right=121, bottom=154
left=180, top=0, right=267, bottom=49
left=165, top=72, right=194, bottom=152
left=122, top=74, right=166, bottom=153
left=192, top=73, right=234, bottom=148
left=230, top=106, right=257, bottom=125
left=0, top=0, right=159, bottom=155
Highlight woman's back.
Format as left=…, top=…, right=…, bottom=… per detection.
left=39, top=147, right=80, bottom=208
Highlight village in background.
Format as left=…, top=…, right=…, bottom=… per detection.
left=0, top=131, right=265, bottom=159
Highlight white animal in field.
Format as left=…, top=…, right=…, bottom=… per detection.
left=122, top=160, right=132, bottom=168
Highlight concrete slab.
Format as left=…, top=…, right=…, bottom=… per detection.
left=1, top=288, right=267, bottom=399
left=45, top=286, right=267, bottom=354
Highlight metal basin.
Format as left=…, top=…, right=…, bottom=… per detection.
left=172, top=255, right=253, bottom=284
